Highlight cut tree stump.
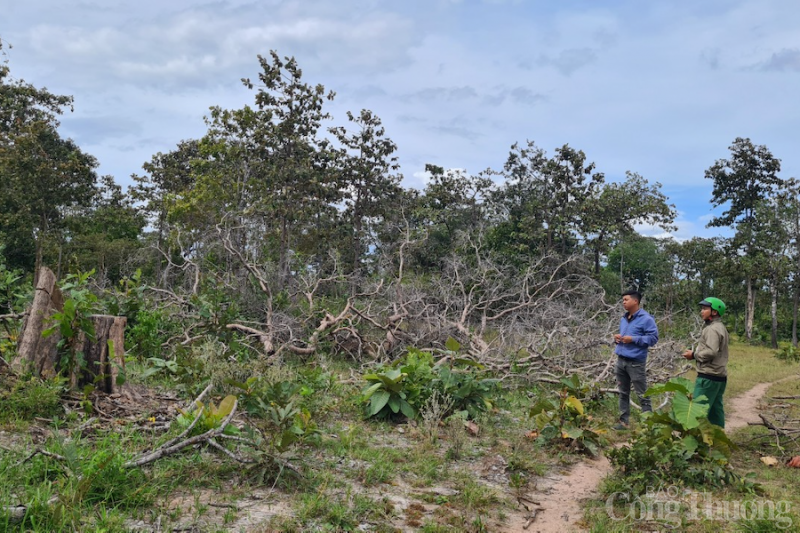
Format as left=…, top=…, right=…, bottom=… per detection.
left=12, top=266, right=62, bottom=377
left=12, top=267, right=127, bottom=393
left=73, top=315, right=127, bottom=393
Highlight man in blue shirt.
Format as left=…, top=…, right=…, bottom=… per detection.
left=613, top=289, right=659, bottom=429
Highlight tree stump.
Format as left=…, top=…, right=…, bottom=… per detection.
left=13, top=267, right=127, bottom=393
left=12, top=267, right=63, bottom=377
left=74, top=315, right=127, bottom=393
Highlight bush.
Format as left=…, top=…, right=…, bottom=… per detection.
left=775, top=344, right=800, bottom=363
left=0, top=374, right=66, bottom=423
left=607, top=377, right=745, bottom=495
left=360, top=342, right=499, bottom=421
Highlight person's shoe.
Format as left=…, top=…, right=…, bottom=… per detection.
left=613, top=422, right=629, bottom=431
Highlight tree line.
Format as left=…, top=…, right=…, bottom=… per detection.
left=2, top=47, right=799, bottom=348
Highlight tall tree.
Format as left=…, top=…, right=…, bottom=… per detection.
left=0, top=61, right=97, bottom=272
left=581, top=171, right=675, bottom=275
left=329, top=109, right=401, bottom=274
left=415, top=165, right=493, bottom=269
left=779, top=178, right=800, bottom=346
left=705, top=137, right=783, bottom=340
left=63, top=176, right=145, bottom=284
left=488, top=141, right=603, bottom=259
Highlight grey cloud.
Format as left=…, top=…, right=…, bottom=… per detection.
left=61, top=116, right=143, bottom=145
left=509, top=87, right=546, bottom=106
left=538, top=48, right=598, bottom=75
left=757, top=48, right=800, bottom=72
left=430, top=122, right=481, bottom=141
left=21, top=4, right=423, bottom=91
left=592, top=28, right=617, bottom=48
left=480, top=87, right=546, bottom=107
left=700, top=48, right=721, bottom=70
left=397, top=114, right=427, bottom=124
left=400, top=86, right=479, bottom=103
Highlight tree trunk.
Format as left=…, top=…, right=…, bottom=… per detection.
left=13, top=267, right=62, bottom=377
left=745, top=276, right=755, bottom=340
left=792, top=282, right=798, bottom=347
left=73, top=315, right=127, bottom=393
left=770, top=274, right=779, bottom=349
left=13, top=268, right=127, bottom=393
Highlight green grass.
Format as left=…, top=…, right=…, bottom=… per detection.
left=3, top=341, right=798, bottom=532
left=723, top=341, right=800, bottom=399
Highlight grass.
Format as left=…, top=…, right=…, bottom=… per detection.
left=2, top=340, right=799, bottom=531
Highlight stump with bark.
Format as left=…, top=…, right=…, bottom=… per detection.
left=12, top=267, right=63, bottom=378
left=12, top=267, right=127, bottom=393
left=73, top=315, right=127, bottom=392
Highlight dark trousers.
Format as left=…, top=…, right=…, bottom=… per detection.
left=693, top=377, right=727, bottom=428
left=616, top=357, right=652, bottom=424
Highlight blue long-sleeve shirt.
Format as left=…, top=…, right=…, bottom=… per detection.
left=614, top=308, right=659, bottom=361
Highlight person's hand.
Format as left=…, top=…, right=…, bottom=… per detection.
left=614, top=334, right=622, bottom=344
left=681, top=350, right=694, bottom=360
left=621, top=336, right=633, bottom=344
left=787, top=456, right=800, bottom=468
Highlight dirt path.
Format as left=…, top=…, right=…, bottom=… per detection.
left=726, top=375, right=797, bottom=431
left=522, top=377, right=798, bottom=533
left=517, top=454, right=611, bottom=532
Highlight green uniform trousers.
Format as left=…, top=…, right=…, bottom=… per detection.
left=693, top=377, right=727, bottom=428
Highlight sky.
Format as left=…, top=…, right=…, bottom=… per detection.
left=3, top=0, right=800, bottom=241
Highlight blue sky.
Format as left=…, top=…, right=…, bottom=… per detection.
left=3, top=0, right=800, bottom=240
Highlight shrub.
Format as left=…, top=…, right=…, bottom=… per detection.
left=607, top=377, right=744, bottom=495
left=0, top=374, right=66, bottom=422
left=360, top=341, right=500, bottom=421
left=528, top=376, right=606, bottom=457
left=775, top=344, right=800, bottom=363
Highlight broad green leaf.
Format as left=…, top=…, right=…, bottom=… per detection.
left=215, top=395, right=237, bottom=418
left=368, top=390, right=390, bottom=417
left=645, top=378, right=692, bottom=397
left=445, top=337, right=461, bottom=352
left=361, top=382, right=383, bottom=399
left=399, top=400, right=415, bottom=419
left=560, top=374, right=581, bottom=390
left=454, top=357, right=483, bottom=368
left=561, top=424, right=584, bottom=440
left=529, top=399, right=557, bottom=417
left=533, top=412, right=552, bottom=430
left=671, top=392, right=709, bottom=430
left=388, top=395, right=400, bottom=413
left=681, top=435, right=699, bottom=455
left=583, top=440, right=599, bottom=457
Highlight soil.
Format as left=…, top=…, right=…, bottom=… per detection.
left=726, top=375, right=797, bottom=431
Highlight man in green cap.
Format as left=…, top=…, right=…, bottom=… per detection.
left=682, top=297, right=730, bottom=427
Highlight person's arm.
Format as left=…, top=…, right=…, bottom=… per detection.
left=632, top=315, right=658, bottom=347
left=693, top=328, right=721, bottom=363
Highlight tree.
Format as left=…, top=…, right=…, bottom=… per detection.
left=582, top=172, right=676, bottom=275
left=751, top=199, right=790, bottom=348
left=0, top=62, right=98, bottom=272
left=780, top=178, right=800, bottom=347
left=670, top=237, right=724, bottom=302
left=414, top=165, right=493, bottom=269
left=488, top=141, right=604, bottom=259
left=329, top=109, right=401, bottom=274
left=63, top=176, right=145, bottom=284
left=241, top=52, right=338, bottom=280
left=604, top=235, right=671, bottom=295
left=705, top=137, right=783, bottom=340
